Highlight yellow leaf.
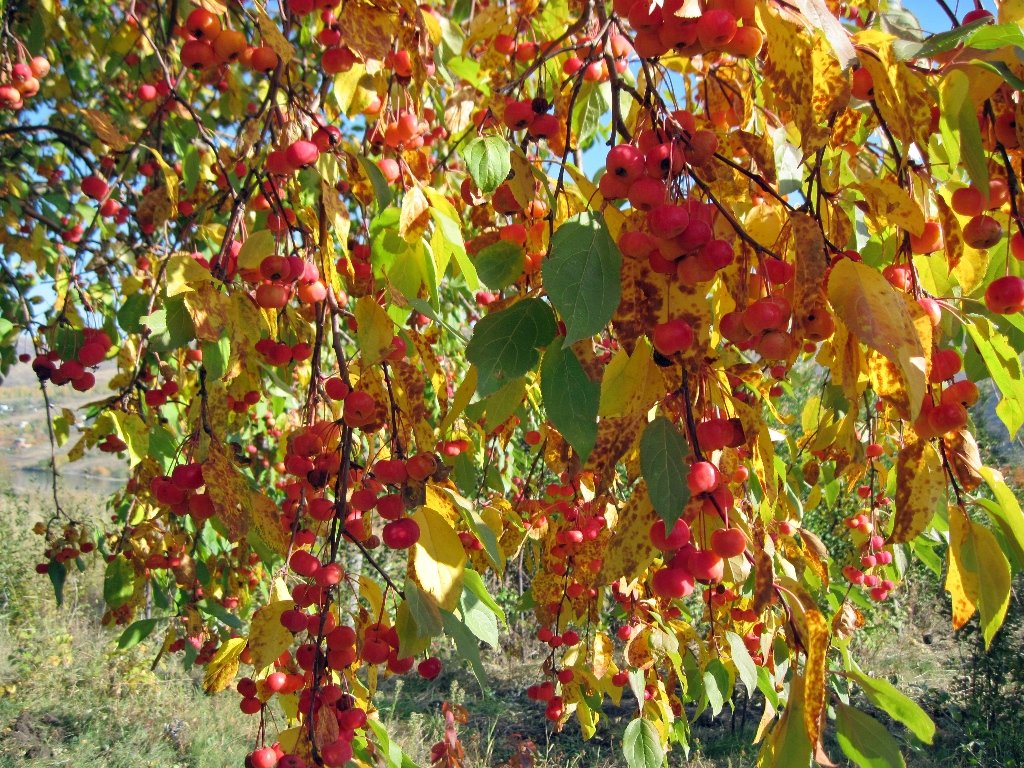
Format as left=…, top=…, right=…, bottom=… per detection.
left=410, top=506, right=467, bottom=612
left=256, top=7, right=295, bottom=63
left=598, top=337, right=662, bottom=417
left=889, top=438, right=945, bottom=543
left=857, top=177, right=925, bottom=236
left=856, top=37, right=933, bottom=155
left=439, top=366, right=477, bottom=435
left=592, top=632, right=616, bottom=680
left=791, top=212, right=830, bottom=338
left=248, top=596, right=295, bottom=673
left=1001, top=0, right=1024, bottom=23
left=146, top=147, right=179, bottom=213
left=203, top=636, right=246, bottom=694
left=946, top=506, right=1011, bottom=648
left=359, top=574, right=384, bottom=617
left=354, top=295, right=394, bottom=366
left=827, top=259, right=928, bottom=419
left=237, top=231, right=276, bottom=271
left=250, top=491, right=291, bottom=557
left=399, top=185, right=430, bottom=242
left=508, top=148, right=538, bottom=210
left=946, top=505, right=979, bottom=631
left=756, top=3, right=831, bottom=150
left=801, top=608, right=829, bottom=750
left=943, top=430, right=983, bottom=492
left=166, top=253, right=215, bottom=296
left=80, top=108, right=130, bottom=150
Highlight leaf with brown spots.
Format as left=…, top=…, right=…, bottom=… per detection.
left=943, top=429, right=983, bottom=492
left=583, top=414, right=644, bottom=491
left=597, top=484, right=659, bottom=587
left=612, top=255, right=662, bottom=354
left=791, top=212, right=830, bottom=338
left=889, top=437, right=945, bottom=543
left=801, top=607, right=829, bottom=750
left=202, top=441, right=252, bottom=542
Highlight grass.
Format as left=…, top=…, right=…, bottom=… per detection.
left=0, top=481, right=252, bottom=768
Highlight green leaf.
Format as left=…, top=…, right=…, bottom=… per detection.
left=572, top=81, right=611, bottom=150
left=48, top=560, right=67, bottom=607
left=978, top=466, right=1024, bottom=569
left=464, top=377, right=527, bottom=432
left=462, top=135, right=511, bottom=194
left=202, top=337, right=231, bottom=381
left=367, top=719, right=422, bottom=768
left=197, top=598, right=245, bottom=630
left=461, top=569, right=506, bottom=625
left=903, top=16, right=994, bottom=59
left=117, top=293, right=149, bottom=333
left=0, top=317, right=14, bottom=337
left=848, top=665, right=935, bottom=743
left=458, top=586, right=499, bottom=647
left=967, top=22, right=1024, bottom=51
left=466, top=298, right=556, bottom=396
left=145, top=296, right=196, bottom=352
left=703, top=659, right=731, bottom=717
left=183, top=147, right=201, bottom=194
left=405, top=579, right=443, bottom=638
left=540, top=343, right=599, bottom=462
left=726, top=631, right=758, bottom=698
left=117, top=618, right=162, bottom=650
left=441, top=610, right=488, bottom=690
left=965, top=317, right=1024, bottom=437
left=50, top=326, right=83, bottom=361
left=357, top=154, right=394, bottom=210
left=424, top=187, right=478, bottom=293
left=937, top=73, right=965, bottom=181
left=943, top=70, right=988, bottom=196
left=104, top=556, right=136, bottom=609
left=543, top=212, right=622, bottom=345
left=640, top=417, right=691, bottom=528
left=475, top=241, right=524, bottom=290
left=836, top=703, right=906, bottom=768
left=623, top=718, right=664, bottom=768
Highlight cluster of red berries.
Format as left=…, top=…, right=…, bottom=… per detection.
left=179, top=9, right=279, bottom=74
left=370, top=108, right=440, bottom=153
left=30, top=328, right=112, bottom=391
left=915, top=348, right=979, bottom=439
left=645, top=456, right=750, bottom=600
left=0, top=54, right=49, bottom=110
left=614, top=0, right=763, bottom=59
left=842, top=519, right=896, bottom=601
left=32, top=521, right=94, bottom=574
left=150, top=462, right=216, bottom=523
